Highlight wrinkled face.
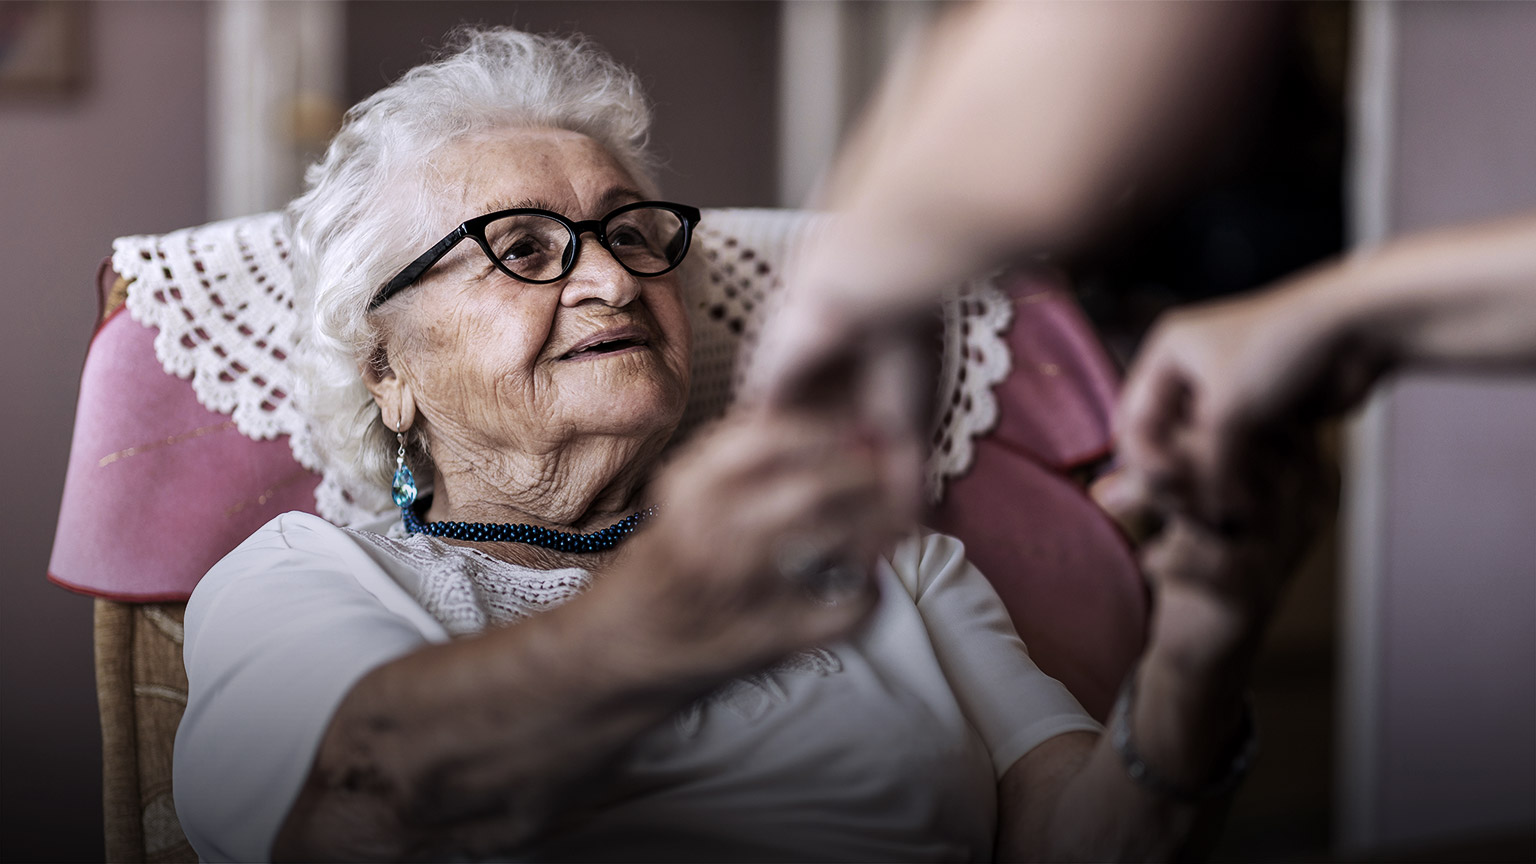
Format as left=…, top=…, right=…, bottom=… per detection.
left=378, top=127, right=692, bottom=469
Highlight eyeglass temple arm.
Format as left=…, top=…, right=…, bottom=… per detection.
left=370, top=225, right=471, bottom=310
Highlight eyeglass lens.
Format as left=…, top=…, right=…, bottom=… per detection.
left=484, top=206, right=687, bottom=282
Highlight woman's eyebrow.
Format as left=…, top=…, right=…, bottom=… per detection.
left=594, top=187, right=647, bottom=214
left=484, top=196, right=562, bottom=214
left=478, top=189, right=645, bottom=218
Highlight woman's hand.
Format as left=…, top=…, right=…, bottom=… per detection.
left=600, top=412, right=910, bottom=685
left=1001, top=427, right=1331, bottom=862
left=275, top=412, right=906, bottom=861
left=1100, top=418, right=1331, bottom=669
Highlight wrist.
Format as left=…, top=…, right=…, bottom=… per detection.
left=1308, top=252, right=1408, bottom=380
left=1122, top=637, right=1256, bottom=795
left=1114, top=660, right=1257, bottom=802
left=540, top=577, right=720, bottom=719
left=1146, top=585, right=1266, bottom=684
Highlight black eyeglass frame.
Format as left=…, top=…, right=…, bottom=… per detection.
left=369, top=200, right=702, bottom=310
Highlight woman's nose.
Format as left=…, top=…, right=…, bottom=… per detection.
left=559, top=235, right=642, bottom=307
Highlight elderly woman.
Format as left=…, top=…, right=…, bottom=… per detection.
left=174, top=28, right=1316, bottom=863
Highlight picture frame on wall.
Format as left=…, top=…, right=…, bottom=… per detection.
left=0, top=1, right=86, bottom=97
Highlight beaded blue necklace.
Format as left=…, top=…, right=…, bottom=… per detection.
left=400, top=501, right=657, bottom=553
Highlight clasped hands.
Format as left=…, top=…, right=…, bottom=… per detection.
left=736, top=281, right=1341, bottom=673
left=619, top=272, right=1343, bottom=682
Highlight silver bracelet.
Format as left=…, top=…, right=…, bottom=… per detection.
left=1109, top=670, right=1258, bottom=803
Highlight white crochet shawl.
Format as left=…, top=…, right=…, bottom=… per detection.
left=114, top=209, right=1012, bottom=526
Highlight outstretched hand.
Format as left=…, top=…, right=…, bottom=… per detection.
left=746, top=290, right=935, bottom=528
left=1107, top=276, right=1357, bottom=664
left=1116, top=278, right=1378, bottom=528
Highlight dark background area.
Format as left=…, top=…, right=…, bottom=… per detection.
left=1075, top=3, right=1350, bottom=367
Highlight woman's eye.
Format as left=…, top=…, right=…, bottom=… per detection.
left=607, top=226, right=650, bottom=249
left=501, top=236, right=548, bottom=261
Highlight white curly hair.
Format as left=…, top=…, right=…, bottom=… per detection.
left=288, top=27, right=661, bottom=506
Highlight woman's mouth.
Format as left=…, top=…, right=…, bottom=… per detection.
left=559, top=326, right=652, bottom=360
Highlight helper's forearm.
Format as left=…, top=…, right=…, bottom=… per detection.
left=1343, top=213, right=1536, bottom=371
left=273, top=582, right=710, bottom=861
left=808, top=2, right=1263, bottom=312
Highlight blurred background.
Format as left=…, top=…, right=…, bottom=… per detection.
left=2, top=1, right=1532, bottom=860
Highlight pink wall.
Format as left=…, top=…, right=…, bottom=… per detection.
left=1369, top=0, right=1536, bottom=849
left=0, top=2, right=207, bottom=857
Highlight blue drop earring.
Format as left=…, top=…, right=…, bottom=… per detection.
left=391, top=429, right=417, bottom=508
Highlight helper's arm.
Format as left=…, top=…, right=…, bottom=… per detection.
left=1119, top=212, right=1536, bottom=521
left=755, top=0, right=1269, bottom=404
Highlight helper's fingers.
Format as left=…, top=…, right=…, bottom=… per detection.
left=745, top=295, right=858, bottom=411
left=1179, top=408, right=1257, bottom=529
left=662, top=412, right=864, bottom=501
left=1089, top=468, right=1165, bottom=547
left=730, top=453, right=887, bottom=541
left=1140, top=515, right=1229, bottom=589
left=1116, top=340, right=1194, bottom=487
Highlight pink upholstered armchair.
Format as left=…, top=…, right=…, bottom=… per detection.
left=50, top=209, right=1144, bottom=861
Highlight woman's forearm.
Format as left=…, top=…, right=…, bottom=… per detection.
left=999, top=593, right=1254, bottom=862
left=272, top=579, right=715, bottom=861
left=270, top=415, right=893, bottom=860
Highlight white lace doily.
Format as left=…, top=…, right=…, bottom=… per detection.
left=113, top=209, right=1012, bottom=525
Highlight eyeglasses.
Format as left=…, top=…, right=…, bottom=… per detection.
left=370, top=200, right=702, bottom=310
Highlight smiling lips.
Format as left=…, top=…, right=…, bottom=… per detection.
left=558, top=324, right=652, bottom=360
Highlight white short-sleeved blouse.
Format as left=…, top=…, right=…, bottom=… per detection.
left=174, top=512, right=1099, bottom=862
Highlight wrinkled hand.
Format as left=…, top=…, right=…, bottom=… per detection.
left=609, top=412, right=911, bottom=683
left=1097, top=425, right=1332, bottom=665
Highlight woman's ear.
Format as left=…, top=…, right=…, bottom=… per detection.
left=362, top=347, right=418, bottom=433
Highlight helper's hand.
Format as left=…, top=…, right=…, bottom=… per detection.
left=609, top=412, right=911, bottom=683
left=746, top=297, right=933, bottom=534
left=1112, top=277, right=1347, bottom=661
left=1116, top=276, right=1380, bottom=525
